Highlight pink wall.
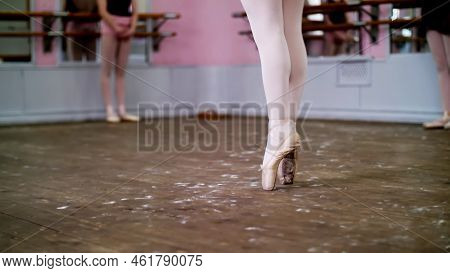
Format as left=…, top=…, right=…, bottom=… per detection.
left=152, top=0, right=391, bottom=65
left=31, top=0, right=390, bottom=67
left=34, top=0, right=57, bottom=66
left=151, top=0, right=259, bottom=66
left=360, top=4, right=391, bottom=59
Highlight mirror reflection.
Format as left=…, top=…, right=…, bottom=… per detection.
left=62, top=0, right=99, bottom=62
left=0, top=0, right=31, bottom=62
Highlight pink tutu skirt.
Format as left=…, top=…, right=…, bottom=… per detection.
left=100, top=15, right=131, bottom=36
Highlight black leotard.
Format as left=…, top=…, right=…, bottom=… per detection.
left=107, top=0, right=132, bottom=17
left=326, top=0, right=347, bottom=24
left=421, top=0, right=450, bottom=35
left=65, top=0, right=99, bottom=22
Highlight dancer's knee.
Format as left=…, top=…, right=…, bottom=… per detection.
left=101, top=65, right=112, bottom=78
left=435, top=59, right=449, bottom=73
left=115, top=67, right=126, bottom=78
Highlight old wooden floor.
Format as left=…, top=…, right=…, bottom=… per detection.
left=0, top=119, right=449, bottom=252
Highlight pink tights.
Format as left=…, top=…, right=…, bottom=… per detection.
left=100, top=35, right=132, bottom=116
left=241, top=0, right=307, bottom=169
left=427, top=31, right=450, bottom=112
left=240, top=0, right=307, bottom=121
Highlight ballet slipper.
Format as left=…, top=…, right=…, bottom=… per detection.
left=277, top=132, right=301, bottom=185
left=119, top=113, right=140, bottom=122
left=106, top=114, right=120, bottom=123
left=423, top=116, right=450, bottom=129
left=444, top=121, right=450, bottom=130
left=260, top=123, right=300, bottom=191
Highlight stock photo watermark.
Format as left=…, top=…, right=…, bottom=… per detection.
left=137, top=102, right=312, bottom=153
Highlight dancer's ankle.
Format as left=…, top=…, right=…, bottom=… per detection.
left=269, top=118, right=296, bottom=124
left=268, top=119, right=296, bottom=134
left=118, top=105, right=127, bottom=116
left=444, top=111, right=450, bottom=119
left=264, top=119, right=297, bottom=161
left=106, top=105, right=116, bottom=117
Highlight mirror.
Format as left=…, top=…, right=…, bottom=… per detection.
left=389, top=7, right=426, bottom=54
left=0, top=0, right=31, bottom=63
left=60, top=0, right=99, bottom=62
left=304, top=0, right=359, bottom=57
left=59, top=0, right=150, bottom=64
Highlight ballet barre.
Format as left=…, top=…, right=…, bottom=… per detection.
left=0, top=11, right=181, bottom=52
left=233, top=0, right=423, bottom=52
left=302, top=18, right=419, bottom=32
left=304, top=0, right=421, bottom=16
left=237, top=18, right=420, bottom=37
left=232, top=0, right=421, bottom=18
left=0, top=31, right=176, bottom=38
left=0, top=11, right=180, bottom=22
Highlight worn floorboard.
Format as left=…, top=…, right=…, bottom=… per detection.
left=0, top=119, right=448, bottom=252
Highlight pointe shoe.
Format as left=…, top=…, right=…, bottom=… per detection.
left=277, top=133, right=301, bottom=185
left=106, top=114, right=120, bottom=123
left=119, top=113, right=140, bottom=122
left=260, top=131, right=301, bottom=191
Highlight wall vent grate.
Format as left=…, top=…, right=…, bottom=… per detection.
left=337, top=60, right=371, bottom=86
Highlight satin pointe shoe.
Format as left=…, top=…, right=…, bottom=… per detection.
left=277, top=132, right=301, bottom=185
left=260, top=122, right=301, bottom=191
